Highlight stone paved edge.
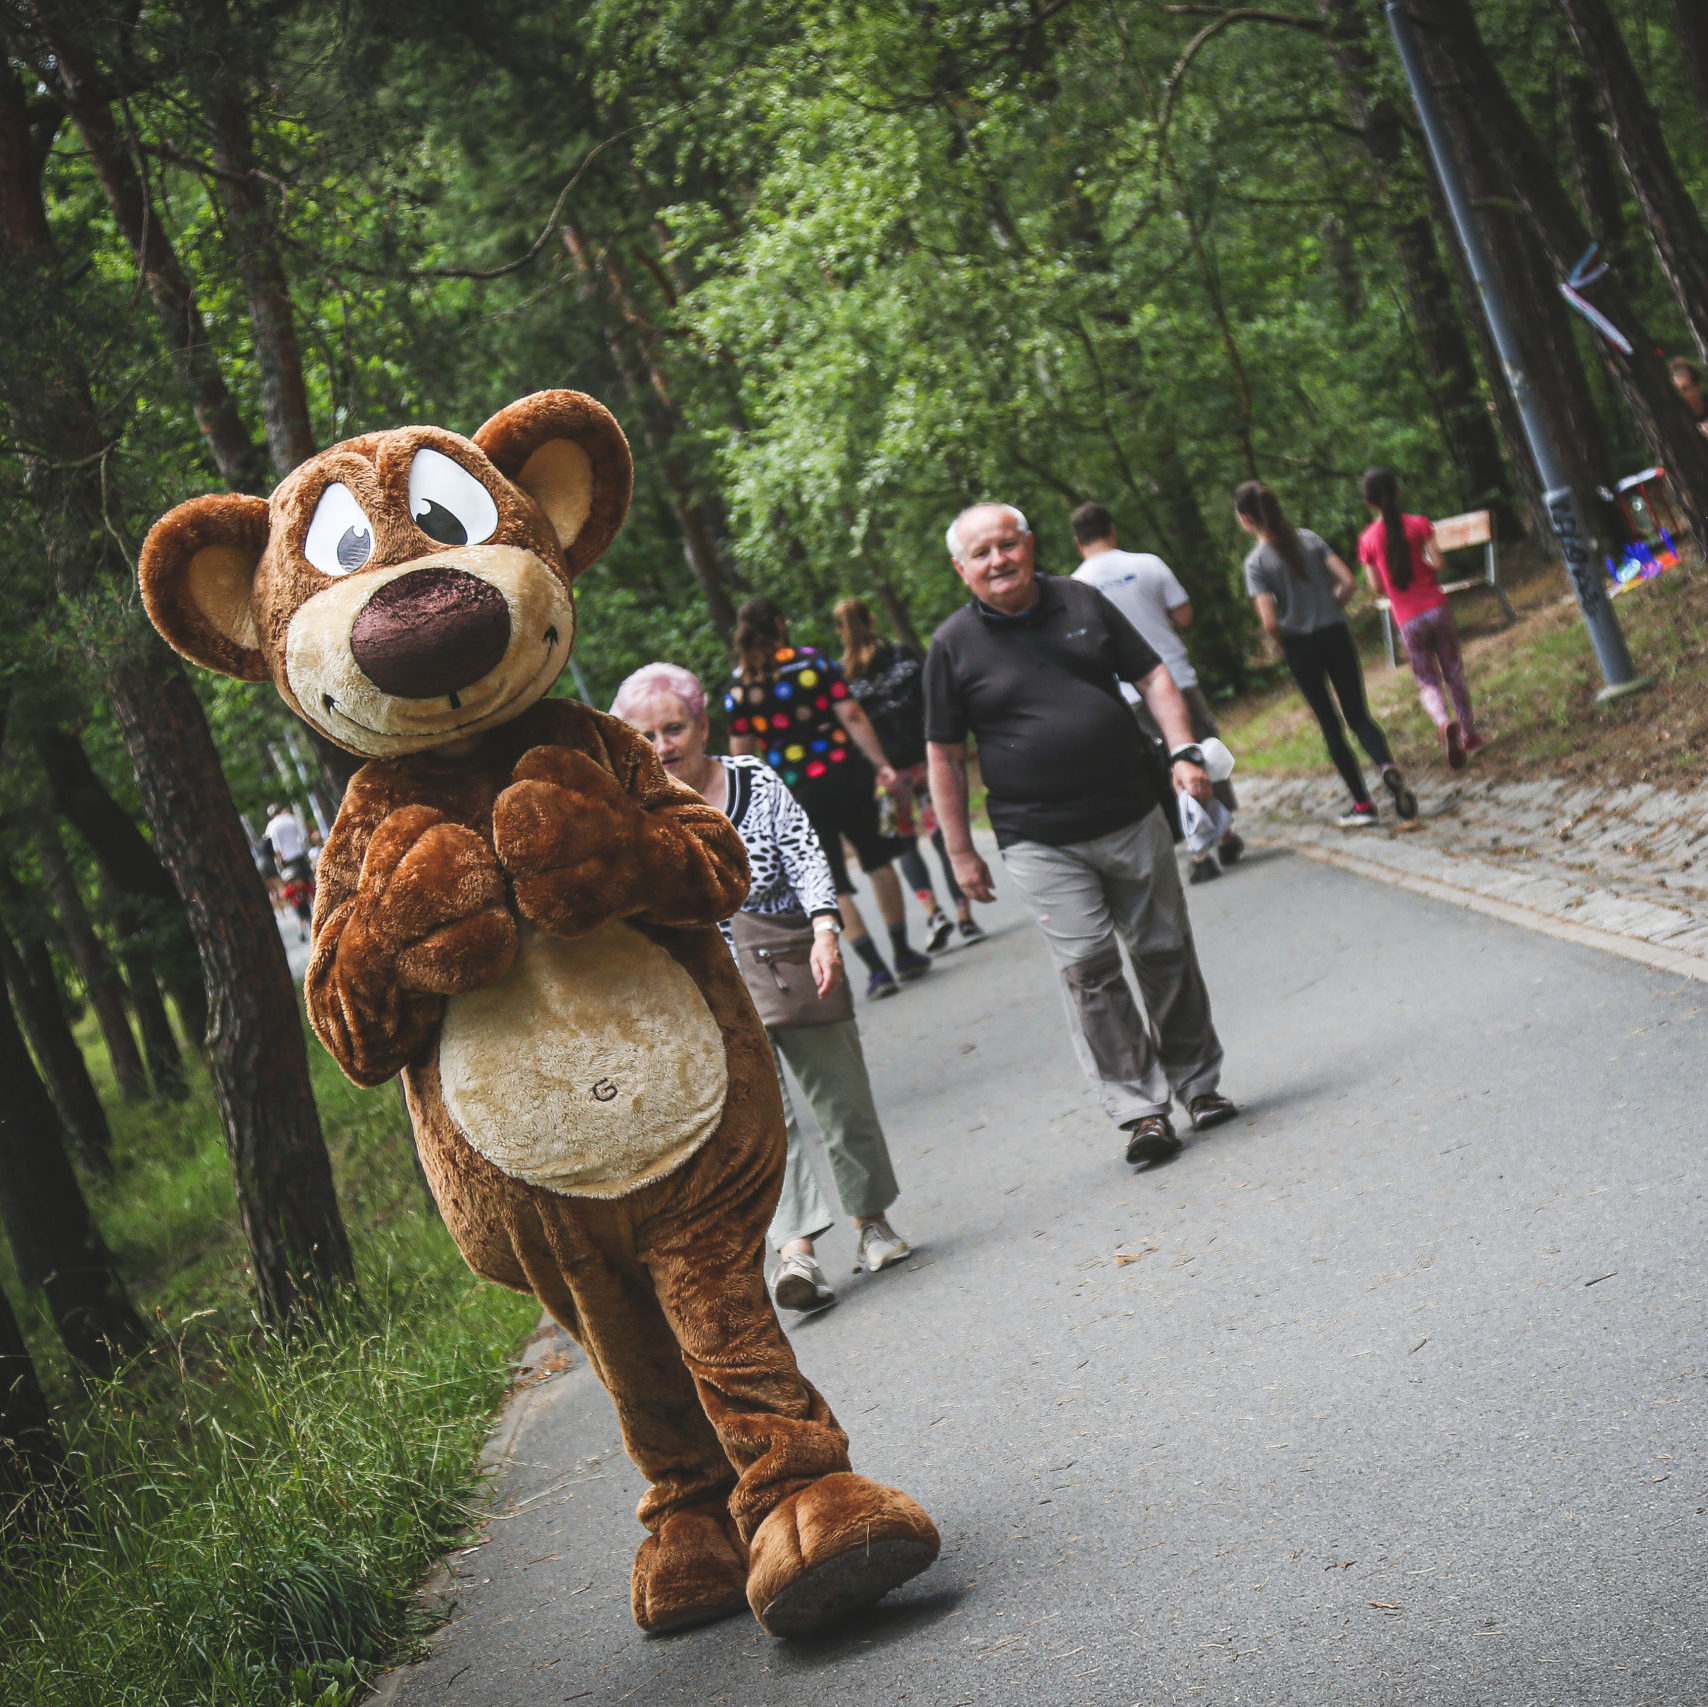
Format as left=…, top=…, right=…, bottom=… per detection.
left=1256, top=832, right=1708, bottom=987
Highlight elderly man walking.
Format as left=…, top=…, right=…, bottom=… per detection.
left=925, top=502, right=1238, bottom=1166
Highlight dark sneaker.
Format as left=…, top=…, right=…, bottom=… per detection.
left=1444, top=721, right=1466, bottom=771
left=1186, top=1092, right=1239, bottom=1132
left=958, top=915, right=986, bottom=943
left=1218, top=831, right=1245, bottom=866
left=1337, top=802, right=1378, bottom=829
left=894, top=948, right=932, bottom=982
left=1122, top=1113, right=1183, bottom=1168
left=1189, top=855, right=1221, bottom=885
left=1383, top=766, right=1418, bottom=820
left=924, top=909, right=955, bottom=953
left=866, top=967, right=900, bottom=999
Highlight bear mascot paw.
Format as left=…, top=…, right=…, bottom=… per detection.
left=137, top=390, right=938, bottom=1636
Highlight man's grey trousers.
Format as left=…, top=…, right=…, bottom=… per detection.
left=1000, top=806, right=1223, bottom=1125
left=766, top=1017, right=900, bottom=1250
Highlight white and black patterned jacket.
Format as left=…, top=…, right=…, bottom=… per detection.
left=719, top=754, right=840, bottom=920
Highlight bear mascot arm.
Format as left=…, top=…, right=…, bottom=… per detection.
left=308, top=717, right=750, bottom=1087
left=493, top=722, right=752, bottom=940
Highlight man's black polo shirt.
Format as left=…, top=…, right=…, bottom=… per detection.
left=924, top=574, right=1163, bottom=849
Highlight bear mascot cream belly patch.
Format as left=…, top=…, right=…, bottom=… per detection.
left=136, top=390, right=937, bottom=1637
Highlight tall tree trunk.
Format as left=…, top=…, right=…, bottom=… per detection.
left=0, top=1279, right=66, bottom=1534
left=101, top=652, right=356, bottom=1320
left=1411, top=0, right=1708, bottom=535
left=116, top=936, right=186, bottom=1103
left=0, top=976, right=150, bottom=1377
left=1558, top=68, right=1628, bottom=255
left=563, top=222, right=740, bottom=638
left=0, top=915, right=112, bottom=1176
left=1318, top=0, right=1515, bottom=524
left=1557, top=0, right=1708, bottom=366
left=35, top=724, right=209, bottom=1048
left=867, top=561, right=924, bottom=655
left=196, top=1, right=317, bottom=477
left=1670, top=0, right=1708, bottom=142
left=1420, top=14, right=1621, bottom=547
left=5, top=6, right=266, bottom=491
left=0, top=68, right=353, bottom=1324
left=1141, top=430, right=1246, bottom=690
left=33, top=823, right=148, bottom=1106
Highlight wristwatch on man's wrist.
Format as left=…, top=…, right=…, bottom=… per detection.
left=1170, top=743, right=1206, bottom=768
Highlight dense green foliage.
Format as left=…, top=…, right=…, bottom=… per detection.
left=8, top=0, right=1707, bottom=740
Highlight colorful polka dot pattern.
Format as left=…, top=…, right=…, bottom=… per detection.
left=725, top=646, right=852, bottom=789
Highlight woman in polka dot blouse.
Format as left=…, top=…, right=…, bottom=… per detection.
left=725, top=597, right=934, bottom=997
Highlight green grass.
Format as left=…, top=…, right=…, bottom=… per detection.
left=2, top=1015, right=539, bottom=1707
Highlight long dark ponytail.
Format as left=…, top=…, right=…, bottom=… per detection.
left=1360, top=467, right=1411, bottom=594
left=733, top=596, right=787, bottom=682
left=1233, top=480, right=1305, bottom=578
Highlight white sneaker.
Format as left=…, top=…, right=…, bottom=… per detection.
left=772, top=1252, right=836, bottom=1312
left=855, top=1218, right=911, bottom=1273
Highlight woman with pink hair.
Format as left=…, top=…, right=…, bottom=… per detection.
left=611, top=661, right=913, bottom=1312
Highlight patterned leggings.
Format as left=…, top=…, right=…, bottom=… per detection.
left=1400, top=605, right=1477, bottom=738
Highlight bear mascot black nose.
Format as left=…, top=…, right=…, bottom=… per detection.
left=350, top=567, right=511, bottom=699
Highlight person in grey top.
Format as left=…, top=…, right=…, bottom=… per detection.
left=1234, top=481, right=1416, bottom=828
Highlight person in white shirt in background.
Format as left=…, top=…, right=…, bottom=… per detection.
left=262, top=803, right=312, bottom=883
left=1069, top=501, right=1243, bottom=885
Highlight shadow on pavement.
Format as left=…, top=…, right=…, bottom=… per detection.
left=767, top=1584, right=968, bottom=1668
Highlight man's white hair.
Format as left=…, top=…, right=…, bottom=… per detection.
left=946, top=503, right=1030, bottom=564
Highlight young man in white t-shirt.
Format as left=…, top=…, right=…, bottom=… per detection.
left=262, top=803, right=311, bottom=880
left=1069, top=501, right=1241, bottom=883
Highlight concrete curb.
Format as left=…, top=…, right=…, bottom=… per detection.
left=1262, top=832, right=1708, bottom=985
left=362, top=1317, right=569, bottom=1704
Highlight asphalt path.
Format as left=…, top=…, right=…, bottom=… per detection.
left=379, top=838, right=1708, bottom=1707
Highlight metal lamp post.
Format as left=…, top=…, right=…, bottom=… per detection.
left=1386, top=0, right=1646, bottom=700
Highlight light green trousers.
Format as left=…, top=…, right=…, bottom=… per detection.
left=766, top=1017, right=900, bottom=1251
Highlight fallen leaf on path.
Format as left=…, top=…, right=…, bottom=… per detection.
left=1369, top=1601, right=1402, bottom=1610
left=1114, top=1246, right=1159, bottom=1266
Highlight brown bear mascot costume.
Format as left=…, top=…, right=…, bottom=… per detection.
left=137, top=390, right=939, bottom=1637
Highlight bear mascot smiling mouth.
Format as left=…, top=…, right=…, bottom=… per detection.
left=138, top=389, right=939, bottom=1638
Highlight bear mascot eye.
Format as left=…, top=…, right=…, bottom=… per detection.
left=408, top=447, right=499, bottom=547
left=304, top=482, right=376, bottom=575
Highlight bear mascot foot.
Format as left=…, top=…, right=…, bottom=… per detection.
left=745, top=1472, right=940, bottom=1637
left=632, top=1504, right=751, bottom=1634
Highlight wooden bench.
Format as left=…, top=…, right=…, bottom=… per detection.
left=1376, top=508, right=1516, bottom=668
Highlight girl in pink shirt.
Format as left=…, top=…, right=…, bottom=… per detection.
left=1358, top=468, right=1484, bottom=769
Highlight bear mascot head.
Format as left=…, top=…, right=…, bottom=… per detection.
left=136, top=391, right=937, bottom=1638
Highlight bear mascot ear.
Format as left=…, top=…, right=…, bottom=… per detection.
left=138, top=492, right=273, bottom=682
left=473, top=390, right=633, bottom=578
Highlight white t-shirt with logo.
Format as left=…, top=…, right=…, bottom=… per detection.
left=264, top=810, right=308, bottom=864
left=1072, top=548, right=1196, bottom=697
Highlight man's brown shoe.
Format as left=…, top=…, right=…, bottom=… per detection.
left=1187, top=1093, right=1238, bottom=1132
left=1123, top=1114, right=1182, bottom=1168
